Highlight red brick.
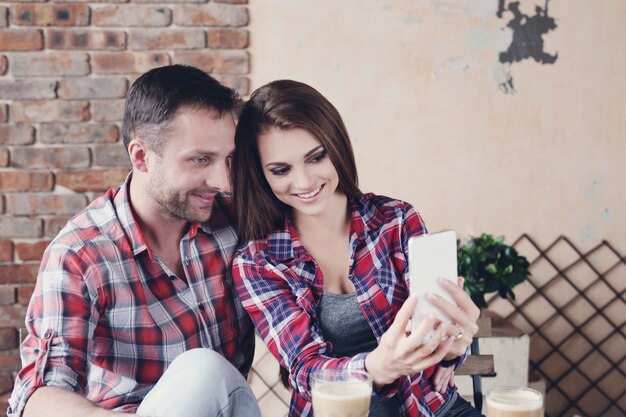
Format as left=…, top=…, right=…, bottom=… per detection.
left=0, top=349, right=21, bottom=372
left=0, top=240, right=13, bottom=263
left=0, top=80, right=56, bottom=100
left=0, top=286, right=16, bottom=305
left=6, top=193, right=87, bottom=216
left=10, top=100, right=89, bottom=123
left=0, top=55, right=7, bottom=75
left=15, top=240, right=50, bottom=262
left=0, top=217, right=42, bottom=238
left=93, top=144, right=130, bottom=167
left=0, top=373, right=13, bottom=395
left=0, top=148, right=8, bottom=167
left=0, top=171, right=53, bottom=192
left=11, top=52, right=90, bottom=77
left=129, top=29, right=205, bottom=50
left=43, top=215, right=71, bottom=238
left=11, top=4, right=90, bottom=26
left=207, top=28, right=248, bottom=49
left=0, top=104, right=6, bottom=123
left=0, top=7, right=7, bottom=28
left=0, top=125, right=36, bottom=146
left=0, top=328, right=17, bottom=350
left=0, top=29, right=42, bottom=51
left=58, top=77, right=127, bottom=99
left=0, top=264, right=39, bottom=284
left=93, top=5, right=171, bottom=27
left=0, top=393, right=10, bottom=417
left=10, top=146, right=91, bottom=169
left=47, top=29, right=126, bottom=50
left=214, top=74, right=249, bottom=96
left=174, top=50, right=248, bottom=74
left=56, top=168, right=129, bottom=192
left=17, top=285, right=35, bottom=306
left=92, top=51, right=170, bottom=74
left=40, top=123, right=119, bottom=144
left=174, top=4, right=248, bottom=27
left=90, top=99, right=124, bottom=122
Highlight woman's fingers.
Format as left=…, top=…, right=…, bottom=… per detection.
left=404, top=312, right=440, bottom=349
left=405, top=333, right=454, bottom=375
left=386, top=294, right=419, bottom=341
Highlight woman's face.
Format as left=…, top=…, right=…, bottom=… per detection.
left=257, top=127, right=341, bottom=218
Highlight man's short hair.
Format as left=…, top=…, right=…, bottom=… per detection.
left=122, top=64, right=242, bottom=153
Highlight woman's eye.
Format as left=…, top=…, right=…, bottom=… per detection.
left=270, top=167, right=290, bottom=176
left=309, top=150, right=327, bottom=163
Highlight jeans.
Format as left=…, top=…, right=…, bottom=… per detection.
left=442, top=392, right=485, bottom=417
left=136, top=348, right=261, bottom=417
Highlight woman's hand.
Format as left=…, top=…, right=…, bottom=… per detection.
left=433, top=366, right=456, bottom=393
left=427, top=277, right=481, bottom=359
left=365, top=294, right=454, bottom=386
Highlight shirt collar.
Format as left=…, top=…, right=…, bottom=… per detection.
left=114, top=173, right=228, bottom=258
left=267, top=193, right=384, bottom=262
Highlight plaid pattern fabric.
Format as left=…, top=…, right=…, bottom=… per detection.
left=233, top=193, right=458, bottom=417
left=8, top=175, right=254, bottom=417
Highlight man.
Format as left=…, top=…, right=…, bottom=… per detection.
left=8, top=65, right=261, bottom=417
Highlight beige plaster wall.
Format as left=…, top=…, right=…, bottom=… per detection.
left=248, top=0, right=625, bottom=253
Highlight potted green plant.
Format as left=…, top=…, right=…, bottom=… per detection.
left=457, top=234, right=531, bottom=309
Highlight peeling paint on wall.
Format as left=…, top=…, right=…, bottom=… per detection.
left=581, top=224, right=597, bottom=244
left=585, top=180, right=601, bottom=201
left=602, top=208, right=613, bottom=224
left=496, top=0, right=558, bottom=93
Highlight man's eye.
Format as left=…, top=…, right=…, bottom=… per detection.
left=193, top=157, right=210, bottom=165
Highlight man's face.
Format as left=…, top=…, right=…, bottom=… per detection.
left=145, top=107, right=235, bottom=223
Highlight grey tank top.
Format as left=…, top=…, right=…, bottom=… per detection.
left=317, top=291, right=401, bottom=417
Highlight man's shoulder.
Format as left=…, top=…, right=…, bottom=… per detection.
left=53, top=187, right=124, bottom=251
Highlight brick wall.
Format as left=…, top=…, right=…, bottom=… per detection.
left=0, top=0, right=249, bottom=413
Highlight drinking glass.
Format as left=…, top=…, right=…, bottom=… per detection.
left=311, top=369, right=372, bottom=417
left=486, top=386, right=544, bottom=417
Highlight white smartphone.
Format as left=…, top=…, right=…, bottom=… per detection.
left=408, top=230, right=458, bottom=335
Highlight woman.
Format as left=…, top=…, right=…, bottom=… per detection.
left=231, top=80, right=482, bottom=417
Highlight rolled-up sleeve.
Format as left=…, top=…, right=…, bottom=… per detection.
left=8, top=242, right=97, bottom=417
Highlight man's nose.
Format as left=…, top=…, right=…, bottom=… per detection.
left=207, top=161, right=231, bottom=194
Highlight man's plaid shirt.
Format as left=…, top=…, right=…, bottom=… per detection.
left=8, top=175, right=254, bottom=417
left=233, top=193, right=463, bottom=417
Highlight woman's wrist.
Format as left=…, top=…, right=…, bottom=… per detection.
left=365, top=348, right=393, bottom=386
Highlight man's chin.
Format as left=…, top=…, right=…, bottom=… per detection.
left=185, top=206, right=213, bottom=223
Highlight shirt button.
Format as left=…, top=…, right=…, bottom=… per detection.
left=198, top=304, right=205, bottom=311
left=184, top=257, right=190, bottom=265
left=44, top=329, right=53, bottom=339
left=363, top=303, right=372, bottom=311
left=169, top=275, right=176, bottom=281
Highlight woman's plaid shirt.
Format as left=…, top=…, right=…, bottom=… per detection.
left=233, top=193, right=462, bottom=417
left=8, top=176, right=254, bottom=417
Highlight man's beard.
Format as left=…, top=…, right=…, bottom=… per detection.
left=147, top=167, right=212, bottom=224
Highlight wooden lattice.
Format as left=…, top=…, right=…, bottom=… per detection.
left=487, top=235, right=626, bottom=417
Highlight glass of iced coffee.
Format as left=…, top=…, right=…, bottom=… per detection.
left=311, top=369, right=372, bottom=417
left=486, top=386, right=544, bottom=417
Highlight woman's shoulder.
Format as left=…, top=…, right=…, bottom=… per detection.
left=358, top=192, right=417, bottom=215
left=235, top=238, right=269, bottom=260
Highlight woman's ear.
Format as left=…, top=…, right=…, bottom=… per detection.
left=128, top=139, right=149, bottom=172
